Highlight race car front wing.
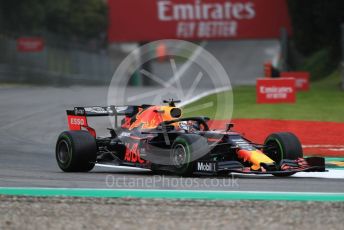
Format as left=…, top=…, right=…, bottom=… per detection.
left=194, top=157, right=326, bottom=176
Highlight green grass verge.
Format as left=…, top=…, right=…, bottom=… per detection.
left=183, top=71, right=344, bottom=122
left=182, top=90, right=233, bottom=120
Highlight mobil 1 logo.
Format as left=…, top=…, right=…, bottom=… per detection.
left=196, top=162, right=216, bottom=172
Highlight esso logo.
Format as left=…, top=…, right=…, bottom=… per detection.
left=70, top=118, right=85, bottom=126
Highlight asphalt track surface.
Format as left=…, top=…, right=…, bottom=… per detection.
left=0, top=86, right=344, bottom=193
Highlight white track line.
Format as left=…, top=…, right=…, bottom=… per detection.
left=303, top=145, right=344, bottom=148
left=292, top=169, right=344, bottom=179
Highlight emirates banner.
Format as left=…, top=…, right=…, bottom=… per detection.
left=256, top=78, right=296, bottom=104
left=108, top=0, right=292, bottom=42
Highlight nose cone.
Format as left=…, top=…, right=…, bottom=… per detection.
left=238, top=149, right=275, bottom=171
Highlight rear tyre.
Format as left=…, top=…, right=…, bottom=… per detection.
left=56, top=131, right=97, bottom=172
left=170, top=134, right=209, bottom=176
left=264, top=132, right=303, bottom=177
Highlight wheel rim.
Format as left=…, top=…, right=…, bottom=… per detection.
left=172, top=144, right=187, bottom=168
left=265, top=140, right=282, bottom=163
left=57, top=140, right=70, bottom=164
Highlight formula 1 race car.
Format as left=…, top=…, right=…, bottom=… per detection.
left=55, top=99, right=325, bottom=177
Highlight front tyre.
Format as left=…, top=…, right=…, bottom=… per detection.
left=56, top=131, right=97, bottom=172
left=264, top=132, right=303, bottom=177
left=264, top=132, right=303, bottom=162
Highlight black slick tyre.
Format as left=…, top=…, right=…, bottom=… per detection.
left=55, top=131, right=97, bottom=172
left=264, top=132, right=303, bottom=177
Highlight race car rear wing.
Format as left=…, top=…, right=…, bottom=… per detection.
left=66, top=106, right=140, bottom=136
left=66, top=106, right=139, bottom=117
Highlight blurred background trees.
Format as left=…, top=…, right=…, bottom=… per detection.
left=288, top=0, right=344, bottom=78
left=0, top=0, right=107, bottom=39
